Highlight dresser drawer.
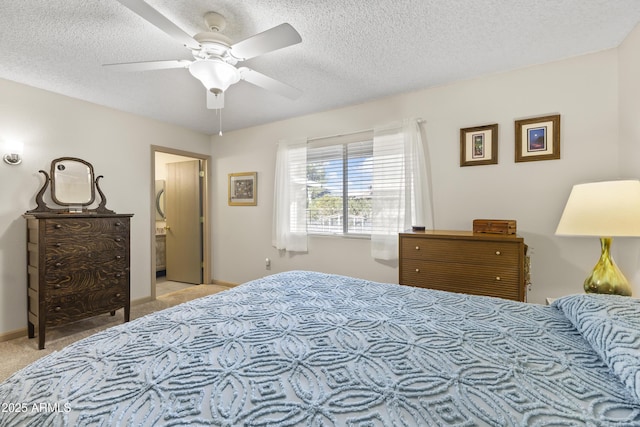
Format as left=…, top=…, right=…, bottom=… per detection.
left=400, top=259, right=522, bottom=300
left=43, top=218, right=130, bottom=235
left=45, top=270, right=128, bottom=296
left=45, top=250, right=127, bottom=272
left=45, top=234, right=127, bottom=253
left=400, top=237, right=519, bottom=266
left=45, top=288, right=128, bottom=326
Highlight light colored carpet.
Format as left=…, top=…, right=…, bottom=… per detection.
left=0, top=284, right=233, bottom=383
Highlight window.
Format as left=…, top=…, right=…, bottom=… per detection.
left=307, top=132, right=373, bottom=235
left=273, top=118, right=431, bottom=258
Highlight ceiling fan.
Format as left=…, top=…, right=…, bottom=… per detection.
left=105, top=0, right=302, bottom=109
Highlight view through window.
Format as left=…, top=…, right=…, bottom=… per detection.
left=306, top=134, right=373, bottom=235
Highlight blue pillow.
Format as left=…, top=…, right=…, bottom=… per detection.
left=552, top=294, right=640, bottom=404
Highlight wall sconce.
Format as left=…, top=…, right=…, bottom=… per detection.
left=3, top=140, right=24, bottom=165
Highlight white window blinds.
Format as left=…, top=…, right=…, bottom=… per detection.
left=307, top=131, right=373, bottom=235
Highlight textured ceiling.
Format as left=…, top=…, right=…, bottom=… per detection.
left=1, top=1, right=640, bottom=135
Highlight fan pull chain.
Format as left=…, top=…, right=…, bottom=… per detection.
left=218, top=108, right=223, bottom=136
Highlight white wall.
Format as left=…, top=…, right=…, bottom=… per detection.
left=0, top=79, right=210, bottom=337
left=618, top=23, right=640, bottom=290
left=211, top=46, right=636, bottom=303
left=619, top=23, right=640, bottom=177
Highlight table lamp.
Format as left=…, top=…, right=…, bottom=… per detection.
left=555, top=180, right=640, bottom=296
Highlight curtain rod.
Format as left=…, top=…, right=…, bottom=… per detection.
left=307, top=117, right=424, bottom=142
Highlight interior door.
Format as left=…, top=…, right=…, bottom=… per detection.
left=165, top=160, right=203, bottom=284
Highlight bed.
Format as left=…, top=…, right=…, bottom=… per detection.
left=1, top=270, right=639, bottom=426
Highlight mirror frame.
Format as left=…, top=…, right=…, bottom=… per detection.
left=26, top=157, right=115, bottom=215
left=50, top=157, right=96, bottom=206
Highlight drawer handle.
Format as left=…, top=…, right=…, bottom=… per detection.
left=115, top=222, right=122, bottom=227
left=55, top=262, right=62, bottom=268
left=415, top=268, right=420, bottom=273
left=54, top=306, right=61, bottom=312
left=115, top=255, right=122, bottom=260
left=496, top=276, right=501, bottom=281
left=115, top=293, right=121, bottom=298
left=115, top=273, right=122, bottom=278
left=55, top=243, right=62, bottom=248
left=54, top=284, right=61, bottom=289
left=54, top=224, right=62, bottom=229
left=415, top=246, right=420, bottom=250
left=115, top=238, right=122, bottom=243
left=495, top=251, right=501, bottom=255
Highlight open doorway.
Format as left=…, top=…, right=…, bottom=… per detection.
left=151, top=146, right=211, bottom=299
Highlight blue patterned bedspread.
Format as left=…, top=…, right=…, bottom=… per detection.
left=1, top=270, right=639, bottom=426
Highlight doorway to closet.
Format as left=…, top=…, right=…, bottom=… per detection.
left=151, top=146, right=211, bottom=298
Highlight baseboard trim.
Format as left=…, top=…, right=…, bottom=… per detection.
left=0, top=328, right=27, bottom=343
left=211, top=279, right=238, bottom=287
left=131, top=296, right=154, bottom=305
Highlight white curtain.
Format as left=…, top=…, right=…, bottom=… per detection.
left=272, top=138, right=308, bottom=252
left=371, top=118, right=433, bottom=260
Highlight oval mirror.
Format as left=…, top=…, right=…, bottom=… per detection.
left=50, top=157, right=96, bottom=206
left=155, top=180, right=166, bottom=220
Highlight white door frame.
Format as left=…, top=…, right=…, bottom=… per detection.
left=150, top=145, right=211, bottom=299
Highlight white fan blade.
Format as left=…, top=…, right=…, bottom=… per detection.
left=103, top=59, right=191, bottom=71
left=239, top=67, right=301, bottom=99
left=207, top=91, right=225, bottom=109
left=115, top=0, right=200, bottom=50
left=230, top=23, right=301, bottom=60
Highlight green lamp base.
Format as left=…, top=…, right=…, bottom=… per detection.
left=583, top=237, right=632, bottom=296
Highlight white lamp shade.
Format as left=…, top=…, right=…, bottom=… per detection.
left=188, top=60, right=240, bottom=93
left=555, top=180, right=640, bottom=237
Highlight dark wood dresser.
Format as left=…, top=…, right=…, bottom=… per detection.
left=399, top=230, right=528, bottom=301
left=25, top=213, right=133, bottom=349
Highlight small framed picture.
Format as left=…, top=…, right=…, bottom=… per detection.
left=515, top=114, right=560, bottom=162
left=228, top=172, right=257, bottom=206
left=460, top=124, right=498, bottom=166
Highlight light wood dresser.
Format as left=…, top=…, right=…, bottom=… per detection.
left=399, top=230, right=528, bottom=301
left=25, top=213, right=133, bottom=349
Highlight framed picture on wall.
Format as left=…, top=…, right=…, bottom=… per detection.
left=460, top=124, right=498, bottom=166
left=515, top=114, right=560, bottom=162
left=228, top=172, right=257, bottom=206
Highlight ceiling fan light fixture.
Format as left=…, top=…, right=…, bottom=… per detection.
left=110, top=2, right=303, bottom=111
left=188, top=59, right=240, bottom=94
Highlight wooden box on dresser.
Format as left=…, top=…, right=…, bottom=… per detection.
left=25, top=213, right=133, bottom=349
left=399, top=230, right=528, bottom=301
